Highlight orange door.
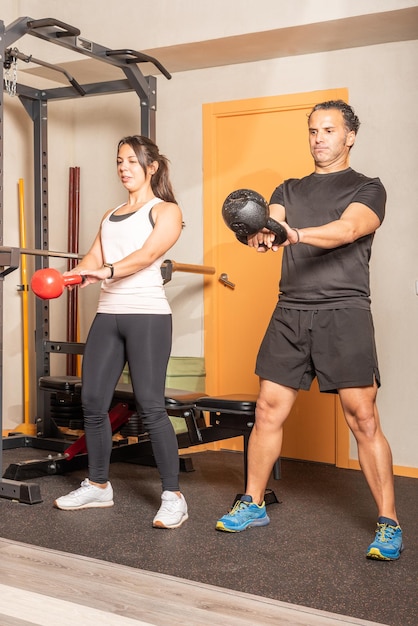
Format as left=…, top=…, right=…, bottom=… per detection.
left=203, top=88, right=349, bottom=464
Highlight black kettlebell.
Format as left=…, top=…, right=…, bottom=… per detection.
left=222, top=188, right=287, bottom=246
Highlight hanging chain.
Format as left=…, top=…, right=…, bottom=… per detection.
left=4, top=51, right=18, bottom=97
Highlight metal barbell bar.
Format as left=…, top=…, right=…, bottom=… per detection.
left=0, top=246, right=82, bottom=279
left=0, top=245, right=83, bottom=261
left=0, top=246, right=215, bottom=282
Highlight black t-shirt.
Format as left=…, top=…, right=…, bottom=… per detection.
left=269, top=168, right=386, bottom=309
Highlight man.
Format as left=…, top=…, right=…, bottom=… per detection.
left=216, top=100, right=403, bottom=561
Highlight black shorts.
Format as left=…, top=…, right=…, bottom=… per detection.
left=255, top=306, right=380, bottom=393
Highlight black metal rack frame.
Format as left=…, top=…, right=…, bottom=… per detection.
left=0, top=16, right=171, bottom=503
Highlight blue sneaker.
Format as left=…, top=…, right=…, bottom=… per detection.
left=366, top=517, right=404, bottom=560
left=216, top=495, right=270, bottom=532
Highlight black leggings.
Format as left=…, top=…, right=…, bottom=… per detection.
left=81, top=313, right=180, bottom=491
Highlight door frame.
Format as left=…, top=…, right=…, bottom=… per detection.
left=203, top=88, right=351, bottom=468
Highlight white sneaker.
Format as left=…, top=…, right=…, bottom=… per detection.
left=153, top=491, right=188, bottom=529
left=54, top=479, right=114, bottom=510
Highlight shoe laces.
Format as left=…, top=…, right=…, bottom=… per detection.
left=229, top=500, right=250, bottom=516
left=160, top=497, right=182, bottom=512
left=376, top=522, right=397, bottom=543
left=70, top=479, right=93, bottom=495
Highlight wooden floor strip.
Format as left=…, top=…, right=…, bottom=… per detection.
left=0, top=539, right=387, bottom=626
left=0, top=583, right=150, bottom=626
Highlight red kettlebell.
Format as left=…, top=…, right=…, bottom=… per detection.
left=30, top=268, right=83, bottom=300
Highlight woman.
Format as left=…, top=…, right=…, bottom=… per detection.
left=54, top=135, right=188, bottom=529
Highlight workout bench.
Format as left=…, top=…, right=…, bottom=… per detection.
left=109, top=382, right=206, bottom=472
left=4, top=378, right=280, bottom=506
left=3, top=377, right=205, bottom=480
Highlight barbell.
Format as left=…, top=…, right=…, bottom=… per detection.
left=0, top=246, right=82, bottom=279
left=0, top=246, right=83, bottom=260
left=0, top=246, right=215, bottom=285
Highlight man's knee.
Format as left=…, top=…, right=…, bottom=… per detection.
left=255, top=397, right=290, bottom=431
left=257, top=381, right=296, bottom=426
left=349, top=408, right=380, bottom=440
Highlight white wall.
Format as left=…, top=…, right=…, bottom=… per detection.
left=2, top=2, right=417, bottom=471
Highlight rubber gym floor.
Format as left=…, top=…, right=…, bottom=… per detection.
left=1, top=447, right=416, bottom=626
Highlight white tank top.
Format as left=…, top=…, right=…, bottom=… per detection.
left=97, top=197, right=171, bottom=314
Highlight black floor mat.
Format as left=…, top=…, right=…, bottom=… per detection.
left=1, top=446, right=416, bottom=626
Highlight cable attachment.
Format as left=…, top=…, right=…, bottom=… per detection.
left=4, top=49, right=18, bottom=97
